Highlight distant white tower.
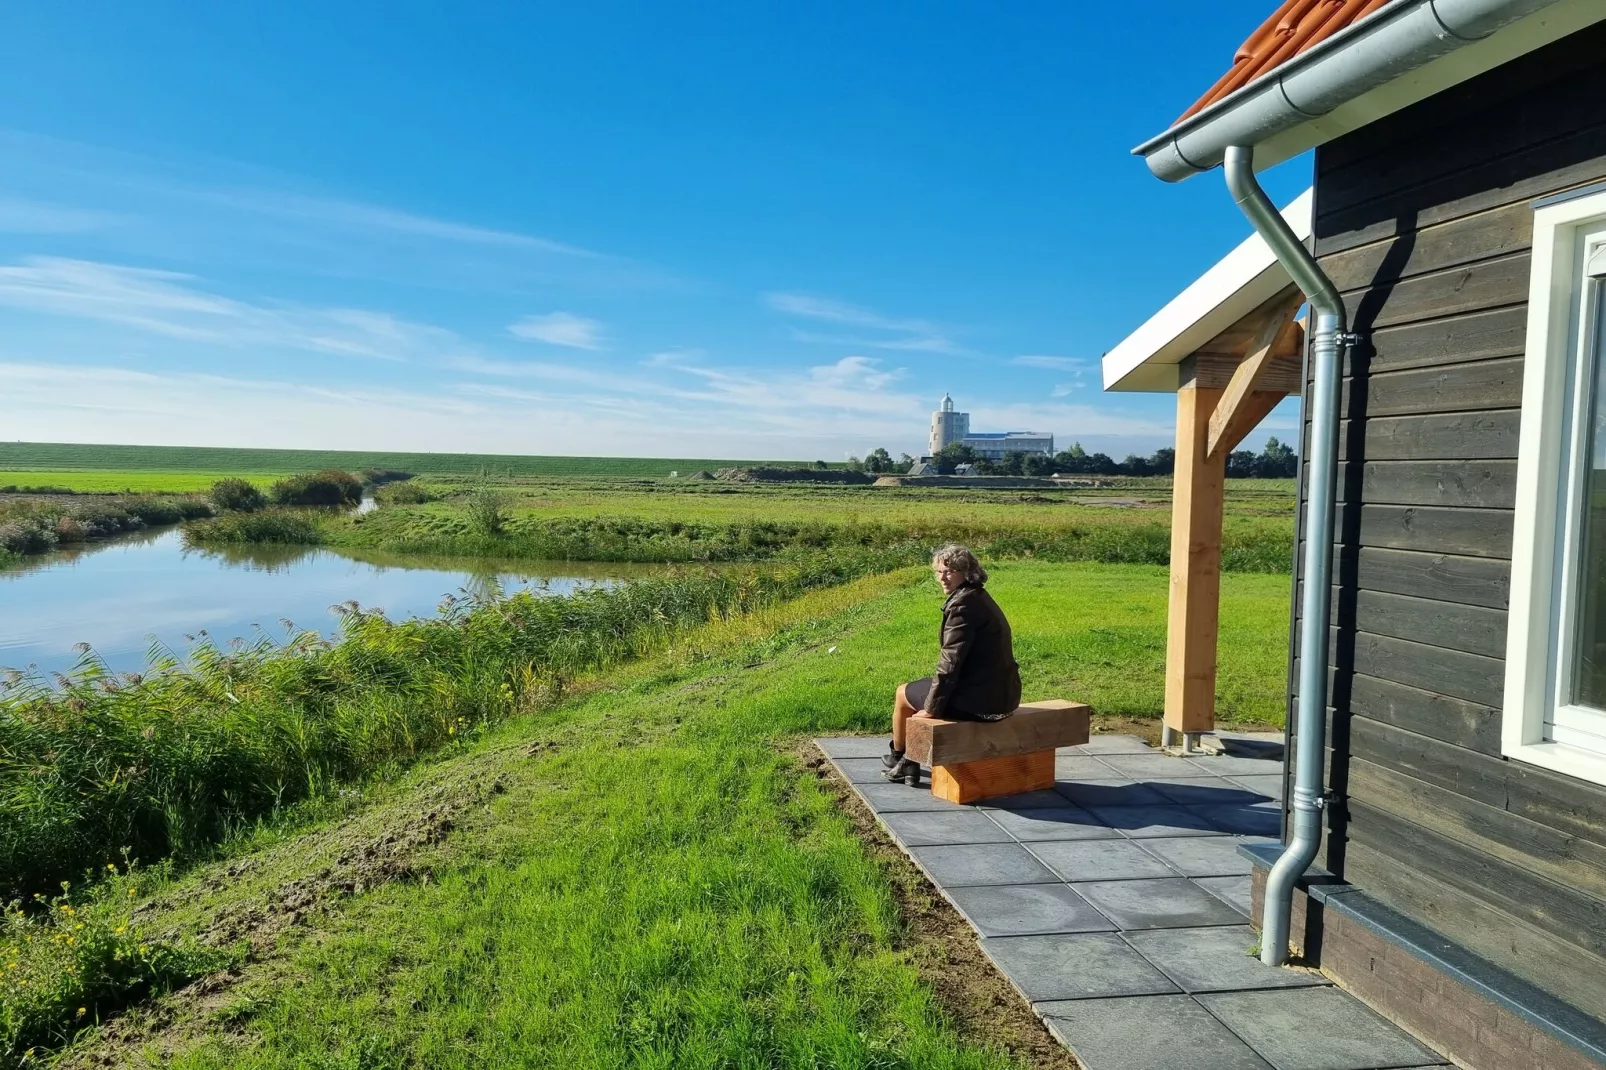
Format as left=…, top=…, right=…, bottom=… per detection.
left=929, top=393, right=970, bottom=455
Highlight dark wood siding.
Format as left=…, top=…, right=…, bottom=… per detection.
left=1301, top=21, right=1606, bottom=1019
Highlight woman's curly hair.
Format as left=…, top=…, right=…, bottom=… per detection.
left=931, top=544, right=987, bottom=585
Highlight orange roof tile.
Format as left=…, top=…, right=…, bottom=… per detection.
left=1178, top=0, right=1395, bottom=123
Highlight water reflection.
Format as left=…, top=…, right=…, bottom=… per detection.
left=0, top=526, right=661, bottom=679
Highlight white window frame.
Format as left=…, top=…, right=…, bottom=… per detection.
left=1504, top=186, right=1606, bottom=784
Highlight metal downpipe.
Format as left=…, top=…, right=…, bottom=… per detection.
left=1222, top=145, right=1350, bottom=968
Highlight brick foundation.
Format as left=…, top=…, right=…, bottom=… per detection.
left=1249, top=868, right=1605, bottom=1070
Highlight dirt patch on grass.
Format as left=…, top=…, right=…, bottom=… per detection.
left=54, top=763, right=513, bottom=1068
left=795, top=742, right=1080, bottom=1070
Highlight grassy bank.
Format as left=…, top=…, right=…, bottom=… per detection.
left=13, top=559, right=1289, bottom=1068
left=0, top=552, right=904, bottom=903
left=0, top=497, right=214, bottom=561
left=322, top=506, right=1296, bottom=573
left=28, top=559, right=1291, bottom=1066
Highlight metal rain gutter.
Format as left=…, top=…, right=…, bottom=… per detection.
left=1135, top=0, right=1564, bottom=182
left=1223, top=145, right=1353, bottom=968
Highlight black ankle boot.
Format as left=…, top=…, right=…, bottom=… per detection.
left=881, top=742, right=905, bottom=769
left=881, top=757, right=920, bottom=787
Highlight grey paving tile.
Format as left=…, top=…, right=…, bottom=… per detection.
left=1031, top=839, right=1178, bottom=881
left=1124, top=926, right=1329, bottom=994
left=1040, top=994, right=1274, bottom=1070
left=1067, top=734, right=1154, bottom=755
left=1194, top=875, right=1253, bottom=917
left=1137, top=836, right=1267, bottom=877
left=1055, top=755, right=1121, bottom=780
left=1203, top=803, right=1284, bottom=838
left=851, top=783, right=966, bottom=812
left=985, top=789, right=1081, bottom=810
left=816, top=736, right=892, bottom=759
left=834, top=757, right=898, bottom=784
left=946, top=883, right=1116, bottom=937
left=1097, top=752, right=1207, bottom=779
left=1228, top=774, right=1287, bottom=800
left=910, top=843, right=1059, bottom=887
left=1200, top=987, right=1447, bottom=1069
left=1185, top=754, right=1286, bottom=777
left=1055, top=779, right=1170, bottom=808
left=980, top=932, right=1177, bottom=1002
left=880, top=810, right=1012, bottom=847
left=1088, top=804, right=1226, bottom=838
left=1149, top=777, right=1266, bottom=806
left=985, top=805, right=1118, bottom=842
left=1074, top=877, right=1248, bottom=930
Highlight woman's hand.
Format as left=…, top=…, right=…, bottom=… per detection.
left=911, top=708, right=934, bottom=719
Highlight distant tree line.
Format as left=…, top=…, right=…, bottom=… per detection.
left=845, top=438, right=1298, bottom=479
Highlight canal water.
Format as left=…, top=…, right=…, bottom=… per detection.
left=0, top=526, right=658, bottom=681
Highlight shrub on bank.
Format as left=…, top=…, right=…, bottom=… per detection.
left=181, top=509, right=324, bottom=546
left=373, top=481, right=437, bottom=505
left=0, top=497, right=213, bottom=561
left=209, top=477, right=267, bottom=512
left=270, top=469, right=363, bottom=507
left=0, top=550, right=903, bottom=902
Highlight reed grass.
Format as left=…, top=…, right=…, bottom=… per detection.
left=0, top=551, right=903, bottom=904
left=328, top=511, right=1295, bottom=573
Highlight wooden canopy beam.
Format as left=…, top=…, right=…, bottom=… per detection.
left=1207, top=297, right=1305, bottom=459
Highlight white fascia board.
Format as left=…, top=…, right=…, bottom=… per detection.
left=1101, top=189, right=1310, bottom=394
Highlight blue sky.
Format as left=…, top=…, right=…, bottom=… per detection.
left=0, top=2, right=1309, bottom=461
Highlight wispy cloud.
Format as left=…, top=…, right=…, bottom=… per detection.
left=764, top=291, right=964, bottom=355
left=1011, top=354, right=1085, bottom=370
left=0, top=195, right=125, bottom=235
left=508, top=311, right=606, bottom=350
left=0, top=256, right=468, bottom=361
left=189, top=187, right=604, bottom=258
left=0, top=130, right=687, bottom=294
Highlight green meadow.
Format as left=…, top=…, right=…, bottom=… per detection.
left=0, top=443, right=819, bottom=481
left=10, top=561, right=1288, bottom=1068
left=0, top=455, right=1296, bottom=1066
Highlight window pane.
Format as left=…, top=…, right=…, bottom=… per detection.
left=1573, top=286, right=1606, bottom=709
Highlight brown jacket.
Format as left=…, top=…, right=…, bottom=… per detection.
left=927, top=583, right=1022, bottom=718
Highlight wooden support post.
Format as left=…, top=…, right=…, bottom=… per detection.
left=1165, top=380, right=1226, bottom=739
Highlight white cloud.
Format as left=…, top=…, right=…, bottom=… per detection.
left=1012, top=355, right=1084, bottom=370
left=0, top=256, right=468, bottom=362
left=0, top=360, right=927, bottom=459
left=765, top=291, right=964, bottom=355
left=508, top=312, right=606, bottom=350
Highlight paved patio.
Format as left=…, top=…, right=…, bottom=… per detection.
left=816, top=733, right=1450, bottom=1070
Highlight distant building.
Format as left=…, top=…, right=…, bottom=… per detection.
left=929, top=394, right=970, bottom=454
left=927, top=394, right=1053, bottom=460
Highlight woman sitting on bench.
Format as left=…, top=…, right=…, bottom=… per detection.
left=883, top=544, right=1022, bottom=785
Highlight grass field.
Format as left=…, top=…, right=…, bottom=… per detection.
left=29, top=560, right=1288, bottom=1067
left=0, top=471, right=282, bottom=494
left=0, top=443, right=825, bottom=480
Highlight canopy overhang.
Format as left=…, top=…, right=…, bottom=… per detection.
left=1103, top=190, right=1311, bottom=394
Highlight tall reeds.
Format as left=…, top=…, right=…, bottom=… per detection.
left=0, top=551, right=901, bottom=902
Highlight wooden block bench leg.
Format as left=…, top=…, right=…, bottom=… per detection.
left=930, top=749, right=1055, bottom=805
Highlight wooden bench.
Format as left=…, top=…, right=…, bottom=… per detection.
left=903, top=699, right=1091, bottom=804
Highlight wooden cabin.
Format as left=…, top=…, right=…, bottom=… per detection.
left=1111, top=2, right=1606, bottom=1067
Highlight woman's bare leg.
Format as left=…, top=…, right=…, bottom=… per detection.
left=892, top=683, right=920, bottom=751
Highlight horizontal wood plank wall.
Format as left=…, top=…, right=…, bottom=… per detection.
left=1300, top=22, right=1606, bottom=1019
